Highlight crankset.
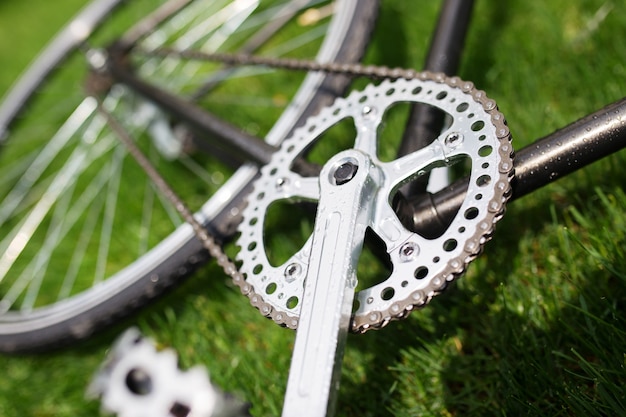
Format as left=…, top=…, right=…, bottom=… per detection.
left=89, top=73, right=513, bottom=417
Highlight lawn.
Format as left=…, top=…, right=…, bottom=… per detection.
left=0, top=0, right=625, bottom=416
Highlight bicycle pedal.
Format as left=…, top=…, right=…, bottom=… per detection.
left=87, top=328, right=250, bottom=417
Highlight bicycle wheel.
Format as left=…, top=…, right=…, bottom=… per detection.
left=0, top=0, right=378, bottom=352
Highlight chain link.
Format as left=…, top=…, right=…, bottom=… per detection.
left=140, top=47, right=424, bottom=80
left=94, top=96, right=251, bottom=300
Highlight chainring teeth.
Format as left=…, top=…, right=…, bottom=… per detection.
left=235, top=73, right=514, bottom=333
left=234, top=91, right=364, bottom=323
left=235, top=178, right=304, bottom=328
left=234, top=120, right=325, bottom=327
left=351, top=76, right=514, bottom=333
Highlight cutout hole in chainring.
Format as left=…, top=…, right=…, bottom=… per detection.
left=377, top=101, right=452, bottom=163
left=262, top=199, right=316, bottom=267
left=354, top=227, right=392, bottom=295
left=292, top=116, right=356, bottom=172
left=393, top=153, right=472, bottom=240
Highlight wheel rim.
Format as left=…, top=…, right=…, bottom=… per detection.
left=0, top=0, right=367, bottom=334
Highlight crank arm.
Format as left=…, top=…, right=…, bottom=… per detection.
left=281, top=149, right=377, bottom=416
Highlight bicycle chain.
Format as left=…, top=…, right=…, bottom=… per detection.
left=134, top=48, right=513, bottom=332
left=142, top=47, right=444, bottom=81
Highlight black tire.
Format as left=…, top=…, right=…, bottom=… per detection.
left=0, top=0, right=378, bottom=352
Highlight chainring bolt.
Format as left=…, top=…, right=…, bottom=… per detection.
left=445, top=131, right=464, bottom=148
left=284, top=263, right=302, bottom=282
left=276, top=177, right=289, bottom=190
left=361, top=105, right=377, bottom=117
left=333, top=162, right=358, bottom=185
left=399, top=241, right=420, bottom=262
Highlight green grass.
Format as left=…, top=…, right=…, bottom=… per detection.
left=1, top=0, right=626, bottom=416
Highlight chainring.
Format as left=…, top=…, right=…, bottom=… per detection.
left=235, top=74, right=513, bottom=332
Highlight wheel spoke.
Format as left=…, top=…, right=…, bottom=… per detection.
left=0, top=138, right=113, bottom=308
left=94, top=145, right=126, bottom=285
left=21, top=176, right=79, bottom=311
left=0, top=148, right=39, bottom=190
left=190, top=0, right=321, bottom=98
left=58, top=178, right=107, bottom=301
left=0, top=98, right=98, bottom=227
left=0, top=132, right=117, bottom=310
left=0, top=142, right=101, bottom=285
left=138, top=147, right=159, bottom=256
left=263, top=21, right=328, bottom=57
left=176, top=0, right=258, bottom=51
left=178, top=155, right=218, bottom=186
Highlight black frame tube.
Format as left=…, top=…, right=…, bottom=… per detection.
left=106, top=49, right=277, bottom=167
left=424, top=0, right=475, bottom=73
left=407, top=98, right=626, bottom=235
left=398, top=0, right=475, bottom=194
left=512, top=98, right=626, bottom=199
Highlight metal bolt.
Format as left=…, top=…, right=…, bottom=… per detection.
left=399, top=241, right=419, bottom=262
left=333, top=162, right=358, bottom=185
left=284, top=263, right=302, bottom=282
left=445, top=132, right=464, bottom=148
left=362, top=105, right=376, bottom=117
left=276, top=177, right=289, bottom=190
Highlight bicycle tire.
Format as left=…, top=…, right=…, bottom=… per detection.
left=0, top=0, right=378, bottom=353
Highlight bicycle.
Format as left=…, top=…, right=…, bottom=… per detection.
left=1, top=0, right=624, bottom=414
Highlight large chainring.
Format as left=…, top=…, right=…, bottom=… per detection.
left=235, top=74, right=513, bottom=332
